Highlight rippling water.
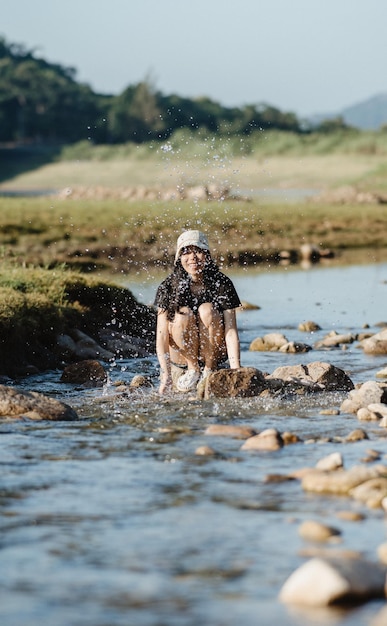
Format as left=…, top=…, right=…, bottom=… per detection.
left=2, top=262, right=387, bottom=626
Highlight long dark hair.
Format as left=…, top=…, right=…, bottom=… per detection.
left=165, top=252, right=221, bottom=320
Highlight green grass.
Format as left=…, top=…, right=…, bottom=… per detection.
left=1, top=197, right=387, bottom=274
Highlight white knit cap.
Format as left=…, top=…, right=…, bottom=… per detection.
left=174, top=230, right=210, bottom=263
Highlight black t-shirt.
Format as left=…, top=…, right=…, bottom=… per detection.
left=154, top=271, right=241, bottom=316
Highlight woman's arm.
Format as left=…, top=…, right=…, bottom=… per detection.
left=223, top=308, right=241, bottom=369
left=156, top=309, right=172, bottom=394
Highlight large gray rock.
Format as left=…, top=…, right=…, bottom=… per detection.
left=249, top=333, right=288, bottom=351
left=301, top=464, right=387, bottom=496
left=0, top=385, right=78, bottom=421
left=359, top=328, right=387, bottom=355
left=57, top=329, right=114, bottom=362
left=267, top=361, right=354, bottom=391
left=201, top=367, right=267, bottom=399
left=314, top=331, right=356, bottom=349
left=279, top=557, right=386, bottom=606
left=340, top=380, right=387, bottom=414
left=60, top=359, right=107, bottom=387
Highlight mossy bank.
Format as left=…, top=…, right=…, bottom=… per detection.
left=0, top=264, right=155, bottom=378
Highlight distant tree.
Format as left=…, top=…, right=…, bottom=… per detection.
left=108, top=78, right=166, bottom=143
left=315, top=116, right=351, bottom=133
left=0, top=36, right=304, bottom=146
left=0, top=37, right=106, bottom=143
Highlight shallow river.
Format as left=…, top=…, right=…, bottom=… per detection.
left=2, top=260, right=387, bottom=626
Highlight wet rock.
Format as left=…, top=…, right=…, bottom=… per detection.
left=349, top=478, right=387, bottom=508
left=319, top=408, right=340, bottom=415
left=267, top=361, right=354, bottom=392
left=279, top=556, right=386, bottom=606
left=302, top=464, right=387, bottom=496
left=357, top=407, right=378, bottom=421
left=336, top=511, right=365, bottom=522
left=249, top=332, right=288, bottom=351
left=300, top=243, right=321, bottom=262
left=376, top=367, right=387, bottom=378
left=358, top=403, right=387, bottom=422
left=60, top=360, right=107, bottom=387
left=341, top=381, right=387, bottom=414
left=298, top=320, right=321, bottom=332
left=368, top=403, right=387, bottom=419
left=264, top=473, right=296, bottom=483
left=202, top=367, right=267, bottom=399
left=345, top=428, right=369, bottom=442
left=195, top=445, right=216, bottom=456
left=98, top=330, right=152, bottom=358
left=282, top=431, right=302, bottom=445
left=298, top=520, right=341, bottom=542
left=240, top=428, right=283, bottom=451
left=314, top=331, right=356, bottom=349
left=0, top=384, right=78, bottom=421
left=57, top=329, right=114, bottom=362
left=129, top=375, right=153, bottom=389
left=279, top=341, right=312, bottom=353
left=316, top=452, right=343, bottom=471
left=359, top=328, right=387, bottom=355
left=204, top=424, right=257, bottom=439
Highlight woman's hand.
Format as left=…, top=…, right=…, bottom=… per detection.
left=159, top=372, right=172, bottom=395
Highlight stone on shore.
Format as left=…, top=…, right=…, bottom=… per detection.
left=314, top=331, right=356, bottom=349
left=241, top=428, right=283, bottom=451
left=301, top=464, right=387, bottom=498
left=316, top=452, right=343, bottom=471
left=267, top=362, right=354, bottom=392
left=249, top=333, right=288, bottom=351
left=340, top=381, right=387, bottom=414
left=278, top=341, right=312, bottom=353
left=349, top=478, right=387, bottom=508
left=359, top=328, right=387, bottom=355
left=204, top=424, right=257, bottom=439
left=298, top=520, right=341, bottom=542
left=60, top=359, right=107, bottom=387
left=298, top=320, right=321, bottom=332
left=0, top=384, right=78, bottom=421
left=57, top=329, right=114, bottom=362
left=201, top=367, right=267, bottom=399
left=279, top=556, right=386, bottom=606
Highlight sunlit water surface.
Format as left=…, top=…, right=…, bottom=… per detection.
left=2, top=262, right=387, bottom=626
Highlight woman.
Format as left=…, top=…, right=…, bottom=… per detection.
left=154, top=230, right=241, bottom=394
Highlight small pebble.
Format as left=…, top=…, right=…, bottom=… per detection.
left=336, top=511, right=365, bottom=522
left=298, top=520, right=342, bottom=542
left=195, top=445, right=216, bottom=456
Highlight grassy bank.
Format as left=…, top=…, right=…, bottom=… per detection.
left=1, top=196, right=387, bottom=274
left=0, top=263, right=155, bottom=377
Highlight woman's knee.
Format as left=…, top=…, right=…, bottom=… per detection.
left=171, top=307, right=197, bottom=332
left=198, top=302, right=222, bottom=326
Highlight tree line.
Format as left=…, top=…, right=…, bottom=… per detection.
left=0, top=37, right=346, bottom=145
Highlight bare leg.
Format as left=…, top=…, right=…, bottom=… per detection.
left=197, top=303, right=226, bottom=370
left=168, top=307, right=200, bottom=371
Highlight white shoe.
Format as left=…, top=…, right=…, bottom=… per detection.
left=176, top=369, right=200, bottom=392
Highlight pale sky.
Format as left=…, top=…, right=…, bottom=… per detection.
left=2, top=0, right=386, bottom=118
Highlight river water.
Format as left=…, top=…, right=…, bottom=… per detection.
left=2, top=260, right=387, bottom=626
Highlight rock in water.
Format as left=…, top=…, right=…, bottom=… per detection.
left=279, top=557, right=386, bottom=606
left=202, top=367, right=267, bottom=399
left=60, top=360, right=107, bottom=387
left=0, top=384, right=79, bottom=421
